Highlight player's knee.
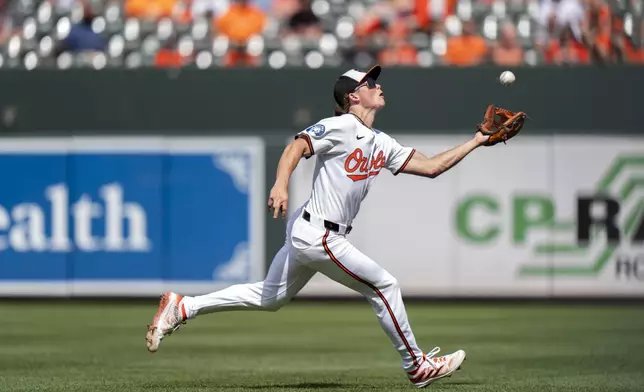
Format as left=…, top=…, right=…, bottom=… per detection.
left=381, top=273, right=399, bottom=291
left=261, top=296, right=289, bottom=312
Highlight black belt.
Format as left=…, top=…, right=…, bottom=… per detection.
left=302, top=210, right=352, bottom=234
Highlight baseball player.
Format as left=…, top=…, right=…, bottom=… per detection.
left=145, top=65, right=526, bottom=388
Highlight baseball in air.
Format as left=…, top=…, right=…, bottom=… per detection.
left=499, top=71, right=516, bottom=86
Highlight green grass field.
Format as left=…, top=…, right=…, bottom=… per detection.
left=1, top=301, right=643, bottom=392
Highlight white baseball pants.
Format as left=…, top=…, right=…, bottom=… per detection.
left=181, top=206, right=425, bottom=371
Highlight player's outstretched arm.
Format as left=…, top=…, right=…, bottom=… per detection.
left=268, top=137, right=312, bottom=219
left=399, top=133, right=489, bottom=178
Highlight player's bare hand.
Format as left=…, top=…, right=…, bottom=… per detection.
left=268, top=185, right=288, bottom=219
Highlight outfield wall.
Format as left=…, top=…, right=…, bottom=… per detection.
left=0, top=67, right=642, bottom=298
left=0, top=134, right=642, bottom=298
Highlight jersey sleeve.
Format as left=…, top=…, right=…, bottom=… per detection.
left=294, top=120, right=344, bottom=158
left=382, top=133, right=416, bottom=175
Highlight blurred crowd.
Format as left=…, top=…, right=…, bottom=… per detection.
left=355, top=0, right=644, bottom=66
left=0, top=0, right=642, bottom=68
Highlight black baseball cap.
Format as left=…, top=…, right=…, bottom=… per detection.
left=333, top=64, right=382, bottom=109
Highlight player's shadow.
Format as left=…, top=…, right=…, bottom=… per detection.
left=248, top=382, right=353, bottom=389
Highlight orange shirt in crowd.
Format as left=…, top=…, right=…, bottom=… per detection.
left=593, top=32, right=611, bottom=57
left=215, top=3, right=266, bottom=43
left=443, top=35, right=488, bottom=66
left=414, top=0, right=458, bottom=30
left=379, top=43, right=418, bottom=65
left=586, top=3, right=611, bottom=29
left=126, top=0, right=179, bottom=19
left=223, top=51, right=261, bottom=67
left=545, top=39, right=590, bottom=64
left=492, top=46, right=523, bottom=66
left=154, top=49, right=184, bottom=68
left=623, top=38, right=644, bottom=63
left=375, top=20, right=418, bottom=66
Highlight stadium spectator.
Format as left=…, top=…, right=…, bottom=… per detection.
left=272, top=0, right=302, bottom=22
left=190, top=0, right=231, bottom=18
left=608, top=15, right=644, bottom=64
left=154, top=37, right=185, bottom=68
left=0, top=0, right=18, bottom=47
left=582, top=0, right=611, bottom=33
left=190, top=0, right=273, bottom=19
left=414, top=0, right=458, bottom=32
left=126, top=0, right=190, bottom=22
left=443, top=19, right=488, bottom=66
left=544, top=24, right=590, bottom=64
left=58, top=1, right=106, bottom=54
left=580, top=0, right=611, bottom=62
left=538, top=0, right=586, bottom=42
left=214, top=0, right=267, bottom=66
left=352, top=0, right=419, bottom=67
left=378, top=20, right=419, bottom=66
left=285, top=0, right=322, bottom=40
left=215, top=0, right=266, bottom=41
left=355, top=0, right=417, bottom=39
left=492, top=21, right=524, bottom=66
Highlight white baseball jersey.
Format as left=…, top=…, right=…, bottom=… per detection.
left=295, top=113, right=416, bottom=226
left=184, top=114, right=428, bottom=375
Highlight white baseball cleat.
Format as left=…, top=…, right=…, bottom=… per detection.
left=145, top=291, right=187, bottom=353
left=406, top=347, right=467, bottom=388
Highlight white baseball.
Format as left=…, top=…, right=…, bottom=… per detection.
left=499, top=70, right=516, bottom=86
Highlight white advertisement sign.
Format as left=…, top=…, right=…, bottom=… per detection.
left=288, top=135, right=644, bottom=298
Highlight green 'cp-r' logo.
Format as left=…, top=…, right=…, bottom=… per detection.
left=455, top=156, right=644, bottom=278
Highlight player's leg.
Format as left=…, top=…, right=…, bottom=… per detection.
left=180, top=206, right=316, bottom=316
left=145, top=243, right=316, bottom=352
left=146, top=205, right=317, bottom=352
left=182, top=244, right=315, bottom=316
left=305, top=230, right=423, bottom=370
left=305, top=231, right=465, bottom=387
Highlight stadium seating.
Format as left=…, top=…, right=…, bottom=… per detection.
left=0, top=0, right=641, bottom=69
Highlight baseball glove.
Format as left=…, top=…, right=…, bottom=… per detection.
left=477, top=104, right=528, bottom=146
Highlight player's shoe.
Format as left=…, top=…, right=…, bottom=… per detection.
left=406, top=347, right=466, bottom=388
left=145, top=291, right=187, bottom=353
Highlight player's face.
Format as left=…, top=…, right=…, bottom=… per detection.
left=354, top=77, right=385, bottom=110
